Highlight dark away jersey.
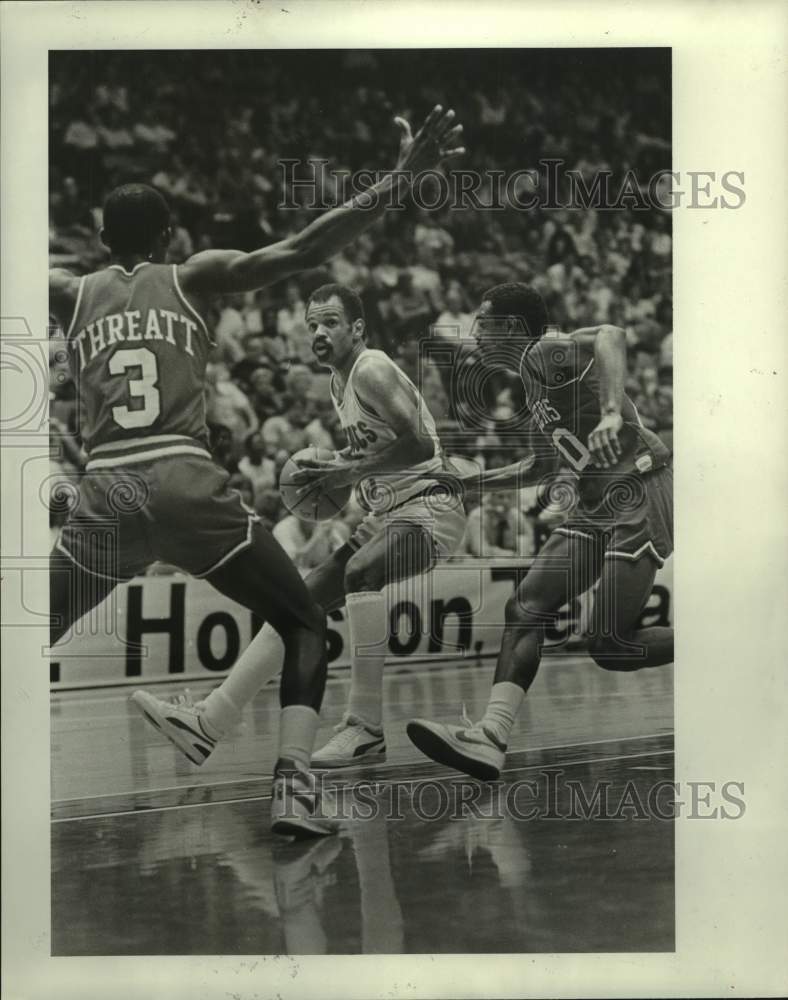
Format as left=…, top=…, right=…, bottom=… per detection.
left=519, top=331, right=670, bottom=507
left=64, top=262, right=213, bottom=469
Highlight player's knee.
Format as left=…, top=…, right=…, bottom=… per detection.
left=587, top=635, right=636, bottom=672
left=276, top=600, right=325, bottom=642
left=504, top=593, right=550, bottom=632
left=302, top=601, right=326, bottom=638
left=343, top=555, right=383, bottom=595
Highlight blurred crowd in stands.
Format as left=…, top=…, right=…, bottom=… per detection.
left=49, top=49, right=672, bottom=568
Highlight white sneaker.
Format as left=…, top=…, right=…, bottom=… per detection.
left=311, top=714, right=386, bottom=770
left=271, top=758, right=342, bottom=839
left=406, top=709, right=506, bottom=781
left=130, top=688, right=219, bottom=766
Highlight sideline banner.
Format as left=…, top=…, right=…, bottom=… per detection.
left=50, top=556, right=673, bottom=690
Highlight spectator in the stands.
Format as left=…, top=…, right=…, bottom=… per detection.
left=165, top=209, right=194, bottom=263
left=205, top=363, right=257, bottom=446
left=330, top=244, right=371, bottom=289
left=208, top=422, right=239, bottom=475
left=370, top=244, right=402, bottom=294
left=50, top=176, right=94, bottom=235
left=463, top=491, right=531, bottom=558
left=659, top=331, right=673, bottom=370
left=247, top=363, right=285, bottom=423
left=408, top=243, right=443, bottom=311
left=95, top=105, right=135, bottom=167
left=389, top=271, right=432, bottom=341
left=649, top=212, right=672, bottom=259
left=262, top=405, right=308, bottom=455
left=231, top=332, right=271, bottom=388
left=395, top=331, right=450, bottom=422
left=283, top=364, right=314, bottom=411
left=260, top=330, right=290, bottom=372
left=237, top=430, right=278, bottom=504
left=434, top=284, right=474, bottom=341
left=273, top=515, right=350, bottom=573
left=413, top=209, right=455, bottom=260
left=276, top=280, right=312, bottom=364
left=228, top=472, right=255, bottom=510
left=240, top=290, right=265, bottom=335
left=132, top=104, right=176, bottom=153
left=212, top=295, right=247, bottom=366
left=254, top=488, right=284, bottom=533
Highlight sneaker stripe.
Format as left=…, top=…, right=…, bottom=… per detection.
left=480, top=726, right=508, bottom=753
left=352, top=739, right=385, bottom=756
left=456, top=728, right=507, bottom=753
left=406, top=721, right=502, bottom=782
left=141, top=710, right=162, bottom=731
left=168, top=716, right=217, bottom=746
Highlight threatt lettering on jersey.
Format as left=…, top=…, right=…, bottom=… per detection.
left=70, top=305, right=199, bottom=369
left=64, top=261, right=213, bottom=459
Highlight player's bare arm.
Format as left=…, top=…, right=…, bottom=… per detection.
left=570, top=324, right=627, bottom=468
left=432, top=430, right=556, bottom=503
left=48, top=267, right=82, bottom=332
left=178, top=105, right=465, bottom=298
left=292, top=354, right=435, bottom=492
left=455, top=453, right=540, bottom=495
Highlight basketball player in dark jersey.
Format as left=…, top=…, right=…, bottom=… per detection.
left=48, top=105, right=465, bottom=834
left=407, top=282, right=673, bottom=780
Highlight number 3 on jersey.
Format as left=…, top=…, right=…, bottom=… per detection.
left=109, top=347, right=161, bottom=429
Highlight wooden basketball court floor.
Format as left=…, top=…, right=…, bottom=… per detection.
left=51, top=654, right=674, bottom=955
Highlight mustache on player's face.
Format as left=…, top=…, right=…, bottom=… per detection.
left=311, top=334, right=332, bottom=351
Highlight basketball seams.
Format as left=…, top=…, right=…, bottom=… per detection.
left=279, top=446, right=351, bottom=522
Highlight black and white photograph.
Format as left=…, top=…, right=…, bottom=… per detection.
left=1, top=2, right=786, bottom=998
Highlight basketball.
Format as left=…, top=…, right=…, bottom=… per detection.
left=279, top=447, right=353, bottom=522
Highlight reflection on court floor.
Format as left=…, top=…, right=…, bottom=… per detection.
left=52, top=655, right=674, bottom=954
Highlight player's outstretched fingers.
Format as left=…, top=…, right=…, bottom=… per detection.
left=435, top=109, right=456, bottom=140
left=442, top=123, right=463, bottom=145
left=439, top=124, right=464, bottom=159
left=421, top=104, right=444, bottom=134
left=393, top=116, right=413, bottom=141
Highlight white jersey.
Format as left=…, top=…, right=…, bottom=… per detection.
left=329, top=348, right=445, bottom=512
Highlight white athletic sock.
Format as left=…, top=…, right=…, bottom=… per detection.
left=278, top=704, right=320, bottom=773
left=479, top=681, right=525, bottom=746
left=201, top=622, right=285, bottom=735
left=345, top=591, right=388, bottom=729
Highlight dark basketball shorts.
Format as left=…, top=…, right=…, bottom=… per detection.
left=554, top=464, right=673, bottom=567
left=56, top=454, right=257, bottom=581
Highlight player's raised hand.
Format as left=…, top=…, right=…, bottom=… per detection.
left=394, top=105, right=466, bottom=173
left=587, top=412, right=623, bottom=469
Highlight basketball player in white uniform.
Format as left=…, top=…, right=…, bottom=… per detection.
left=136, top=283, right=466, bottom=769
left=299, top=283, right=467, bottom=766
